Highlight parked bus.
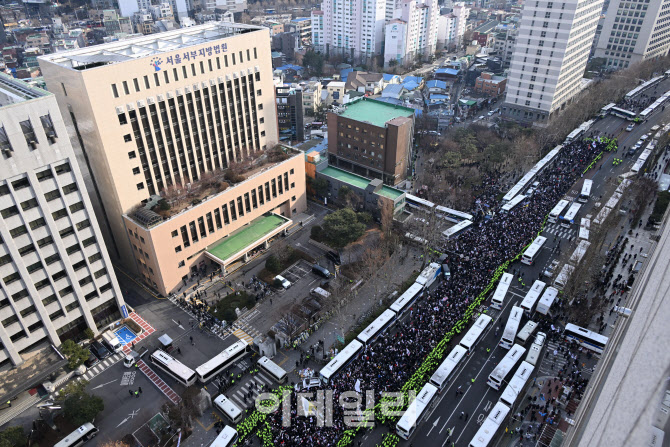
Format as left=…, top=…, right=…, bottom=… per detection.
left=520, top=280, right=546, bottom=315
left=499, top=361, right=535, bottom=407
left=150, top=349, right=197, bottom=386
left=564, top=323, right=609, bottom=354
left=459, top=314, right=493, bottom=353
left=560, top=202, right=581, bottom=229
left=405, top=232, right=429, bottom=246
left=430, top=345, right=467, bottom=390
left=468, top=402, right=510, bottom=447
left=435, top=205, right=473, bottom=223
left=536, top=287, right=559, bottom=316
left=416, top=262, right=442, bottom=289
left=406, top=194, right=435, bottom=212
left=500, top=306, right=523, bottom=350
left=54, top=423, right=99, bottom=447
left=490, top=273, right=513, bottom=310
left=396, top=383, right=438, bottom=440
left=196, top=340, right=250, bottom=383
left=210, top=426, right=239, bottom=447
left=599, top=103, right=616, bottom=118
left=442, top=220, right=473, bottom=239
left=320, top=340, right=364, bottom=383
left=548, top=200, right=570, bottom=224
left=257, top=356, right=288, bottom=384
left=390, top=283, right=423, bottom=316
left=554, top=264, right=574, bottom=290
left=357, top=310, right=396, bottom=346
left=610, top=106, right=637, bottom=121
left=578, top=179, right=592, bottom=203
left=570, top=240, right=591, bottom=266
left=516, top=321, right=538, bottom=344
left=525, top=344, right=542, bottom=366
left=213, top=394, right=244, bottom=424
left=521, top=236, right=547, bottom=265
left=501, top=194, right=526, bottom=213
left=487, top=344, right=526, bottom=390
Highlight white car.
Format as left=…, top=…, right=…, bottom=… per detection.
left=274, top=275, right=291, bottom=289
left=487, top=111, right=494, bottom=116
left=295, top=378, right=321, bottom=391
left=626, top=123, right=635, bottom=132
left=651, top=125, right=660, bottom=131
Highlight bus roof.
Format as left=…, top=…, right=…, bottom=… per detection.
left=196, top=340, right=248, bottom=376
left=502, top=146, right=561, bottom=202
left=390, top=282, right=423, bottom=313
left=442, top=220, right=473, bottom=239
left=549, top=199, right=570, bottom=217
left=397, top=383, right=438, bottom=431
left=357, top=310, right=396, bottom=344
left=537, top=287, right=559, bottom=315
left=320, top=340, right=363, bottom=381
left=562, top=202, right=581, bottom=221
left=210, top=426, right=238, bottom=447
left=570, top=240, right=591, bottom=265
left=523, top=236, right=547, bottom=259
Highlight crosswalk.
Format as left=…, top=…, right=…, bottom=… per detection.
left=76, top=352, right=125, bottom=382
left=230, top=317, right=262, bottom=344
left=226, top=371, right=276, bottom=409
left=136, top=359, right=181, bottom=404
left=543, top=223, right=576, bottom=241
left=537, top=340, right=569, bottom=376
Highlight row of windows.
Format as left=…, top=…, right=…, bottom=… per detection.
left=0, top=114, right=59, bottom=160
left=111, top=48, right=260, bottom=98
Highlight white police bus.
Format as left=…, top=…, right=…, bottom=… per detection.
left=500, top=306, right=523, bottom=349
left=213, top=394, right=244, bottom=424
left=578, top=179, right=592, bottom=203
left=210, top=426, right=238, bottom=447
left=487, top=344, right=526, bottom=390
left=468, top=402, right=510, bottom=447
left=548, top=199, right=570, bottom=224
left=490, top=273, right=513, bottom=310
left=357, top=309, right=397, bottom=346
left=196, top=340, right=250, bottom=383
left=54, top=423, right=99, bottom=447
left=396, top=383, right=438, bottom=440
left=459, top=314, right=493, bottom=353
left=499, top=361, right=535, bottom=407
left=560, top=202, right=582, bottom=229
left=320, top=340, right=364, bottom=383
left=521, top=236, right=547, bottom=266
left=516, top=321, right=538, bottom=344
left=564, top=323, right=609, bottom=354
left=150, top=349, right=197, bottom=386
left=520, top=280, right=546, bottom=315
left=257, top=356, right=288, bottom=384
left=430, top=346, right=467, bottom=390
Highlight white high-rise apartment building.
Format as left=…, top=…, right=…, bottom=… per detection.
left=120, top=0, right=190, bottom=20
left=311, top=0, right=387, bottom=60
left=0, top=74, right=125, bottom=367
left=502, top=0, right=604, bottom=123
left=451, top=2, right=470, bottom=47
left=384, top=0, right=440, bottom=66
left=437, top=14, right=456, bottom=49
left=594, top=0, right=670, bottom=70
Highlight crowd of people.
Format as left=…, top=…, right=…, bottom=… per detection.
left=264, top=136, right=610, bottom=445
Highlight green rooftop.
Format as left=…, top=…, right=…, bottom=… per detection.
left=207, top=214, right=289, bottom=262
left=320, top=166, right=405, bottom=200
left=338, top=98, right=415, bottom=128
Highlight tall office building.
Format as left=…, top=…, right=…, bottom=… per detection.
left=0, top=74, right=125, bottom=367
left=384, top=0, right=440, bottom=67
left=311, top=0, right=387, bottom=61
left=502, top=0, right=604, bottom=123
left=38, top=23, right=284, bottom=294
left=594, top=0, right=670, bottom=70
left=119, top=0, right=190, bottom=20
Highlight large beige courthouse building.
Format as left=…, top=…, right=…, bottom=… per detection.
left=38, top=23, right=307, bottom=296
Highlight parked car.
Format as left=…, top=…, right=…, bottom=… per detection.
left=90, top=341, right=111, bottom=360
left=312, top=264, right=330, bottom=278
left=326, top=251, right=341, bottom=265
left=651, top=124, right=661, bottom=131
left=274, top=275, right=291, bottom=289
left=85, top=351, right=100, bottom=368
left=626, top=123, right=635, bottom=132
left=542, top=259, right=560, bottom=278
left=295, top=377, right=321, bottom=391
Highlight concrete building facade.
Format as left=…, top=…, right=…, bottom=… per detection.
left=0, top=75, right=125, bottom=368
left=474, top=71, right=507, bottom=96
left=123, top=147, right=306, bottom=296
left=311, top=0, right=387, bottom=61
left=327, top=98, right=415, bottom=185
left=38, top=23, right=280, bottom=291
left=276, top=84, right=305, bottom=142
left=502, top=0, right=604, bottom=123
left=384, top=0, right=440, bottom=67
left=594, top=0, right=670, bottom=70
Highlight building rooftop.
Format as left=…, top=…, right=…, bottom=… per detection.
left=206, top=213, right=290, bottom=262
left=320, top=166, right=404, bottom=199
left=39, top=22, right=266, bottom=70
left=0, top=72, right=48, bottom=106
left=338, top=98, right=415, bottom=127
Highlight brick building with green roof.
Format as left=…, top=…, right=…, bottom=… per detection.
left=327, top=97, right=415, bottom=186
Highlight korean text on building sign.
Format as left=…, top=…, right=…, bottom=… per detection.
left=166, top=44, right=228, bottom=65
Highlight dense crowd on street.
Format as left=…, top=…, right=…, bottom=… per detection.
left=265, top=136, right=610, bottom=445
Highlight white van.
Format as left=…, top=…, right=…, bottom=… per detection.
left=310, top=287, right=331, bottom=299
left=274, top=275, right=291, bottom=289
left=213, top=395, right=243, bottom=424
left=101, top=331, right=122, bottom=353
